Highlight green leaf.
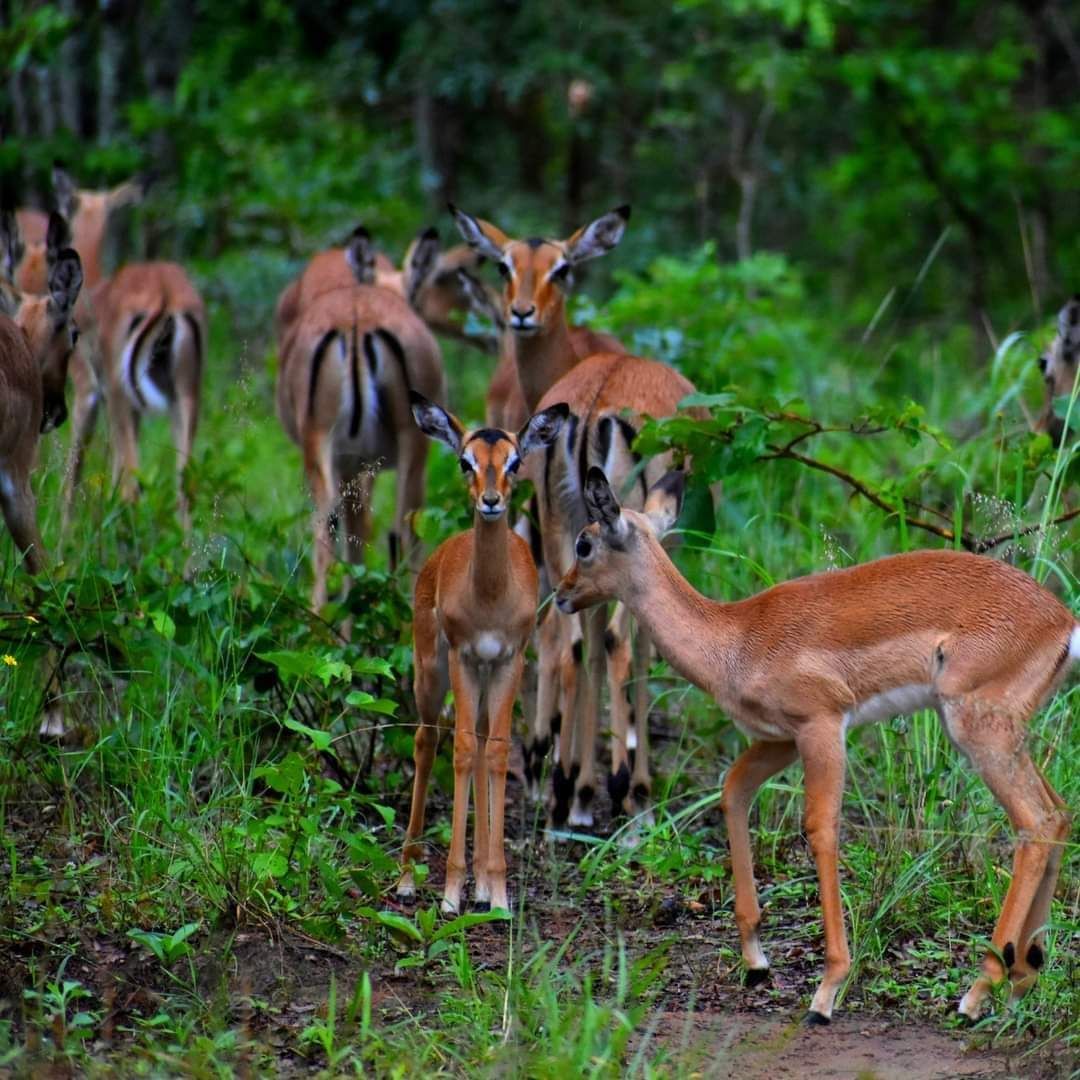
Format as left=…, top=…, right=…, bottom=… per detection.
left=282, top=716, right=332, bottom=752
left=148, top=610, right=176, bottom=640
left=345, top=690, right=398, bottom=716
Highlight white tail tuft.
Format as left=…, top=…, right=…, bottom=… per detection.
left=1071, top=625, right=1080, bottom=662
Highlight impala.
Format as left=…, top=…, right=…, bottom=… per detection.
left=0, top=217, right=83, bottom=570
left=276, top=228, right=445, bottom=608
left=399, top=393, right=567, bottom=913
left=556, top=466, right=1077, bottom=1024
left=276, top=225, right=492, bottom=360
left=451, top=203, right=701, bottom=828
left=1037, top=296, right=1079, bottom=445
left=65, top=261, right=206, bottom=531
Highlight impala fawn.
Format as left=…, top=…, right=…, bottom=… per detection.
left=556, top=466, right=1077, bottom=1024
left=451, top=203, right=703, bottom=829
left=399, top=394, right=567, bottom=913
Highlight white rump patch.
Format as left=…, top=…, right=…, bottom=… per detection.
left=126, top=316, right=172, bottom=413
left=0, top=470, right=14, bottom=500
left=1070, top=626, right=1080, bottom=661
left=843, top=684, right=937, bottom=734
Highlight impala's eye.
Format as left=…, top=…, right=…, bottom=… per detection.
left=459, top=458, right=474, bottom=474
left=506, top=456, right=520, bottom=475
left=71, top=326, right=80, bottom=347
left=497, top=262, right=511, bottom=280
left=575, top=535, right=593, bottom=559
left=550, top=263, right=571, bottom=285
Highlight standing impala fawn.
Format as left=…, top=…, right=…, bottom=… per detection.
left=0, top=220, right=83, bottom=570
left=556, top=466, right=1078, bottom=1024
left=276, top=228, right=445, bottom=608
left=399, top=394, right=568, bottom=913
left=451, top=203, right=702, bottom=829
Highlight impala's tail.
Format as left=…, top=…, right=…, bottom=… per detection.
left=1071, top=625, right=1080, bottom=662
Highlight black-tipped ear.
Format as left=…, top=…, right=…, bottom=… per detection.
left=47, top=247, right=83, bottom=316
left=0, top=208, right=23, bottom=281
left=448, top=204, right=508, bottom=262
left=409, top=389, right=464, bottom=454
left=52, top=164, right=78, bottom=220
left=644, top=470, right=685, bottom=535
left=45, top=211, right=72, bottom=261
left=564, top=206, right=630, bottom=265
left=584, top=466, right=624, bottom=536
left=344, top=225, right=376, bottom=285
left=404, top=226, right=441, bottom=305
left=519, top=402, right=568, bottom=457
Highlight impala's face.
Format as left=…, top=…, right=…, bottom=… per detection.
left=556, top=520, right=628, bottom=613
left=0, top=247, right=84, bottom=433
left=1039, top=303, right=1079, bottom=444
left=411, top=394, right=568, bottom=522
left=556, top=466, right=684, bottom=613
left=450, top=204, right=630, bottom=338
left=458, top=429, right=524, bottom=521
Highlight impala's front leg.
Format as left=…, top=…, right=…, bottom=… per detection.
left=445, top=650, right=481, bottom=914
left=481, top=653, right=523, bottom=912
left=721, top=739, right=798, bottom=985
left=568, top=605, right=607, bottom=828
left=797, top=722, right=850, bottom=1023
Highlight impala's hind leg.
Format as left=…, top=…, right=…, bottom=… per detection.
left=303, top=432, right=336, bottom=612
left=605, top=603, right=634, bottom=816
left=941, top=694, right=1069, bottom=1020
left=525, top=604, right=562, bottom=801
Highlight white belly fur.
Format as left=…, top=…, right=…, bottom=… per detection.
left=843, top=684, right=937, bottom=734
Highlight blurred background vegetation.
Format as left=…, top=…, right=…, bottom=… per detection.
left=4, top=0, right=1080, bottom=353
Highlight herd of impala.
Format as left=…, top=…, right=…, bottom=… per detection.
left=1, top=166, right=1077, bottom=1026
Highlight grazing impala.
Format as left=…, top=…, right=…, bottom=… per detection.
left=451, top=203, right=701, bottom=828
left=399, top=393, right=567, bottom=913
left=1037, top=296, right=1079, bottom=445
left=67, top=262, right=206, bottom=531
left=0, top=220, right=83, bottom=570
left=276, top=228, right=445, bottom=608
left=557, top=466, right=1077, bottom=1024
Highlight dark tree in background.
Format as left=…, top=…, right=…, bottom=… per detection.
left=2, top=0, right=1079, bottom=349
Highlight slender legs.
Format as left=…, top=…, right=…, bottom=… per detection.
left=721, top=739, right=798, bottom=983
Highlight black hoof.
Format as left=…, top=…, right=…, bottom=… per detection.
left=1026, top=943, right=1045, bottom=971
left=607, top=763, right=631, bottom=810
left=744, top=968, right=770, bottom=988
left=1002, top=942, right=1016, bottom=968
left=805, top=1011, right=830, bottom=1026
left=473, top=900, right=491, bottom=913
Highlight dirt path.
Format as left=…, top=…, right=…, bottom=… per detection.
left=653, top=1011, right=1071, bottom=1079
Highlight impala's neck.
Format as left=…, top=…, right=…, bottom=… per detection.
left=511, top=315, right=576, bottom=412
left=470, top=513, right=511, bottom=604
left=622, top=537, right=740, bottom=697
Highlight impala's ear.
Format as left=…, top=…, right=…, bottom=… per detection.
left=52, top=163, right=79, bottom=220
left=448, top=204, right=509, bottom=263
left=344, top=225, right=376, bottom=285
left=409, top=390, right=464, bottom=454
left=108, top=172, right=151, bottom=210
left=456, top=268, right=504, bottom=330
left=518, top=403, right=568, bottom=457
left=644, top=470, right=685, bottom=536
left=47, top=248, right=83, bottom=317
left=404, top=226, right=440, bottom=305
left=584, top=466, right=627, bottom=541
left=0, top=209, right=23, bottom=281
left=45, top=211, right=72, bottom=262
left=564, top=205, right=630, bottom=266
left=1058, top=296, right=1080, bottom=351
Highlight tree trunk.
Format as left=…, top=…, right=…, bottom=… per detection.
left=98, top=0, right=128, bottom=145
left=57, top=0, right=81, bottom=134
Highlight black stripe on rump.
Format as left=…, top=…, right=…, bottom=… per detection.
left=614, top=416, right=646, bottom=500
left=127, top=310, right=163, bottom=410
left=349, top=325, right=362, bottom=438
left=181, top=312, right=203, bottom=380
left=373, top=327, right=411, bottom=395
left=308, top=329, right=339, bottom=417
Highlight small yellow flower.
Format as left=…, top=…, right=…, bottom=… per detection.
left=2, top=655, right=17, bottom=667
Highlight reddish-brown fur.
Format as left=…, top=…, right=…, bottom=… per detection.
left=451, top=203, right=702, bottom=827
left=276, top=239, right=445, bottom=610
left=557, top=468, right=1077, bottom=1023
left=399, top=396, right=566, bottom=912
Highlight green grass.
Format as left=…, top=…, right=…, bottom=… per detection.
left=0, top=251, right=1077, bottom=1075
